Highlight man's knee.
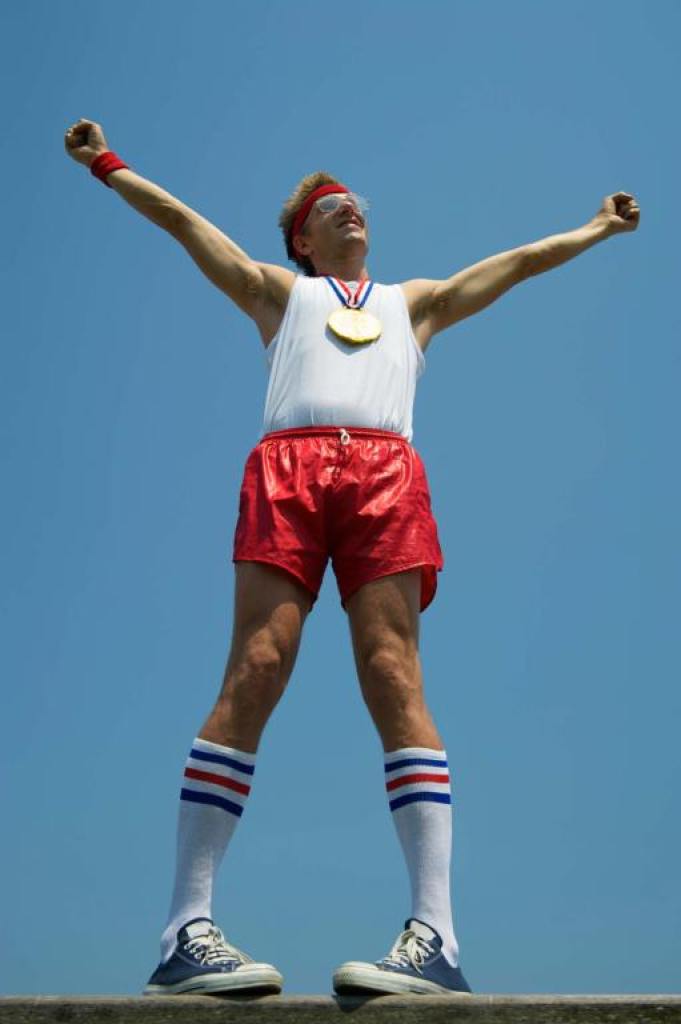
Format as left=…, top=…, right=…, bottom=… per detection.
left=202, top=630, right=295, bottom=749
left=359, top=641, right=422, bottom=709
left=226, top=634, right=287, bottom=704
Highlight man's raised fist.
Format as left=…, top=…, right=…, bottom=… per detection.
left=64, top=118, right=109, bottom=168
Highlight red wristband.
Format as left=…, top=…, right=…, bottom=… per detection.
left=90, top=151, right=129, bottom=187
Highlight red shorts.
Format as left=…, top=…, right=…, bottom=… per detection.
left=232, top=426, right=444, bottom=611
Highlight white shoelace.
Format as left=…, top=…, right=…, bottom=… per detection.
left=378, top=929, right=434, bottom=976
left=185, top=926, right=254, bottom=967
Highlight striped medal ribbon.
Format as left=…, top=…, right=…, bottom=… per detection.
left=325, top=276, right=382, bottom=344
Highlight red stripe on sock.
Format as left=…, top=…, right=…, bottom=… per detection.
left=386, top=772, right=450, bottom=792
left=184, top=767, right=251, bottom=796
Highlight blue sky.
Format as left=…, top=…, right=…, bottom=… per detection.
left=2, top=0, right=680, bottom=997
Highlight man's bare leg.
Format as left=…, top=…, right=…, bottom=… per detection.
left=333, top=569, right=469, bottom=993
left=346, top=568, right=440, bottom=750
left=149, top=562, right=313, bottom=994
left=200, top=561, right=313, bottom=751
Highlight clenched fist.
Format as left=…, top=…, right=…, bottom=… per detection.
left=64, top=118, right=109, bottom=168
left=593, top=192, right=641, bottom=237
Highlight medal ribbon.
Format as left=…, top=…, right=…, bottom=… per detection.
left=325, top=276, right=374, bottom=309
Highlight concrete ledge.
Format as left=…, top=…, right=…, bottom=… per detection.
left=1, top=996, right=681, bottom=1024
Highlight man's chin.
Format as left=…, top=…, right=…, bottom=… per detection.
left=339, top=238, right=369, bottom=259
left=341, top=230, right=368, bottom=248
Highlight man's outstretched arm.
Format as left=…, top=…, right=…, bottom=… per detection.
left=64, top=119, right=294, bottom=344
left=403, top=193, right=640, bottom=350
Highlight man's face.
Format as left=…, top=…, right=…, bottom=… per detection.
left=294, top=192, right=369, bottom=266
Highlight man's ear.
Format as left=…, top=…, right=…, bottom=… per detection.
left=293, top=232, right=312, bottom=258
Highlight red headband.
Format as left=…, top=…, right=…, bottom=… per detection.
left=289, top=183, right=350, bottom=246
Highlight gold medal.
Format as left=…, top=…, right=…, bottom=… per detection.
left=327, top=307, right=382, bottom=345
left=325, top=276, right=382, bottom=345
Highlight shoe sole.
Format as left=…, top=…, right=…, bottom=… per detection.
left=144, top=966, right=283, bottom=996
left=333, top=962, right=472, bottom=996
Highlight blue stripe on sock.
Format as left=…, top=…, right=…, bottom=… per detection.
left=389, top=791, right=452, bottom=812
left=384, top=756, right=448, bottom=773
left=189, top=748, right=255, bottom=776
left=181, top=788, right=244, bottom=817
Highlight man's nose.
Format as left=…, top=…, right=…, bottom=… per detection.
left=339, top=199, right=361, bottom=220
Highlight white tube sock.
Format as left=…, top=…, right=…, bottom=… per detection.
left=159, top=737, right=256, bottom=962
left=384, top=745, right=460, bottom=967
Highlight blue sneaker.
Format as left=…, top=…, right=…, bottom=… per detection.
left=332, top=918, right=472, bottom=996
left=143, top=917, right=283, bottom=995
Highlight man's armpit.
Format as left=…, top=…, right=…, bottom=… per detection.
left=256, top=262, right=296, bottom=314
left=400, top=279, right=439, bottom=329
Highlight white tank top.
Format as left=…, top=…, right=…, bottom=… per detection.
left=262, top=276, right=425, bottom=441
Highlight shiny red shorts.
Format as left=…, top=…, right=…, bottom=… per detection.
left=232, top=426, right=444, bottom=611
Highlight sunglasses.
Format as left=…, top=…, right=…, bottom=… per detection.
left=313, top=192, right=369, bottom=217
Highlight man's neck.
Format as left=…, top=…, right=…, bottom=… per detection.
left=312, top=256, right=370, bottom=282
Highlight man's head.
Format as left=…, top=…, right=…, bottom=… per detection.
left=279, top=171, right=369, bottom=276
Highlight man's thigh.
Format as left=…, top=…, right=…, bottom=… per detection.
left=228, top=561, right=314, bottom=674
left=345, top=568, right=421, bottom=671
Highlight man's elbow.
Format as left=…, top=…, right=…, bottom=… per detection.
left=516, top=245, right=539, bottom=281
left=521, top=241, right=566, bottom=280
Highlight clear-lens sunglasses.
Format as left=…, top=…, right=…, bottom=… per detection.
left=313, top=192, right=369, bottom=217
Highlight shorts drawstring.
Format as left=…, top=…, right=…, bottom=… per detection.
left=332, top=428, right=351, bottom=483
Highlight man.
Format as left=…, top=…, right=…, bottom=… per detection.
left=65, top=118, right=640, bottom=998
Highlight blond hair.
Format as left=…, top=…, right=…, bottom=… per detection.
left=278, top=171, right=343, bottom=276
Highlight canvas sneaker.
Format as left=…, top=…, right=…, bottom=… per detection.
left=332, top=918, right=472, bottom=996
left=144, top=917, right=283, bottom=995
